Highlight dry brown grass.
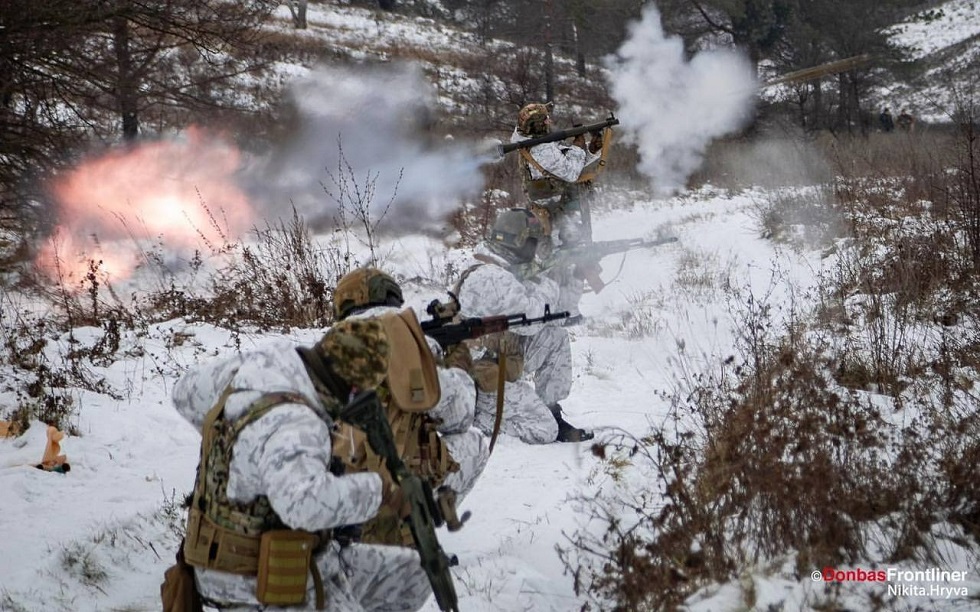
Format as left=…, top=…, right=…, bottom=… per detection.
left=563, top=121, right=980, bottom=611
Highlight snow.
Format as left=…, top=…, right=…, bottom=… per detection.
left=3, top=0, right=980, bottom=610
left=888, top=0, right=980, bottom=59
left=882, top=0, right=980, bottom=122
left=0, top=185, right=821, bottom=611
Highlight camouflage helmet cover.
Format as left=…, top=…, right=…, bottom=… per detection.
left=334, top=267, right=404, bottom=320
left=490, top=208, right=544, bottom=255
left=517, top=102, right=552, bottom=136
left=315, top=318, right=390, bottom=391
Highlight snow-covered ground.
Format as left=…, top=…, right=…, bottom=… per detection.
left=3, top=0, right=980, bottom=610
left=6, top=180, right=977, bottom=611
left=0, top=184, right=821, bottom=611
left=885, top=0, right=980, bottom=122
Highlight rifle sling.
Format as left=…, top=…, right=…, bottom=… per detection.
left=489, top=353, right=506, bottom=454
left=519, top=147, right=561, bottom=183
left=575, top=127, right=613, bottom=184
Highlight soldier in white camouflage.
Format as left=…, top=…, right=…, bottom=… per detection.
left=512, top=102, right=602, bottom=254
left=511, top=102, right=609, bottom=322
left=453, top=208, right=593, bottom=444
left=331, top=267, right=489, bottom=517
left=172, top=319, right=433, bottom=610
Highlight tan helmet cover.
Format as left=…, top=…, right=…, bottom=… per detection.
left=518, top=102, right=552, bottom=136
left=333, top=267, right=404, bottom=319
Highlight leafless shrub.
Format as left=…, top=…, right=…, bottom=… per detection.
left=562, top=288, right=906, bottom=611
left=671, top=247, right=730, bottom=302
left=202, top=208, right=341, bottom=332
left=750, top=185, right=843, bottom=248
left=1, top=271, right=121, bottom=433
left=618, top=289, right=667, bottom=339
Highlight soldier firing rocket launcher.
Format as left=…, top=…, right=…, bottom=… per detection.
left=496, top=113, right=620, bottom=158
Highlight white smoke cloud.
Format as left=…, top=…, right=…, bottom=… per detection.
left=605, top=5, right=757, bottom=194
left=248, top=63, right=486, bottom=232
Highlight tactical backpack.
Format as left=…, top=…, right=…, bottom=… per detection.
left=336, top=308, right=455, bottom=546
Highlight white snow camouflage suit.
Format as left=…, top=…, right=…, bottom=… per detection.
left=454, top=246, right=574, bottom=444
left=511, top=126, right=600, bottom=248
left=345, top=305, right=489, bottom=502
left=511, top=128, right=599, bottom=317
left=173, top=340, right=432, bottom=611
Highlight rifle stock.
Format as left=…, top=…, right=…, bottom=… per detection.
left=340, top=391, right=460, bottom=612
left=497, top=114, right=619, bottom=157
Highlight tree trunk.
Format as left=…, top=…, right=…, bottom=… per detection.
left=289, top=1, right=308, bottom=29
left=812, top=79, right=822, bottom=131
left=112, top=15, right=139, bottom=140
left=572, top=23, right=586, bottom=77
left=544, top=0, right=554, bottom=102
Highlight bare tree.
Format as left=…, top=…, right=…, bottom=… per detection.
left=287, top=1, right=309, bottom=29
left=1, top=0, right=279, bottom=245
left=61, top=0, right=278, bottom=141
left=0, top=1, right=107, bottom=225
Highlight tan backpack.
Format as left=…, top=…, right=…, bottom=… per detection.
left=332, top=308, right=458, bottom=546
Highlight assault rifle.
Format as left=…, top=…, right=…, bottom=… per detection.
left=341, top=390, right=462, bottom=612
left=496, top=113, right=619, bottom=157
left=545, top=236, right=679, bottom=293
left=421, top=303, right=570, bottom=350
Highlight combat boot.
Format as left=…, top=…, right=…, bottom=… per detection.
left=549, top=404, right=594, bottom=443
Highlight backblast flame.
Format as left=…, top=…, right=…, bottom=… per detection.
left=36, top=127, right=256, bottom=285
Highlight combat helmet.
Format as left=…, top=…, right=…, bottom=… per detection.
left=333, top=267, right=404, bottom=320
left=517, top=102, right=552, bottom=136
left=489, top=208, right=544, bottom=262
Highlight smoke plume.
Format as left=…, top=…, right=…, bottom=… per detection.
left=605, top=5, right=757, bottom=194
left=36, top=63, right=491, bottom=284
left=247, top=63, right=487, bottom=232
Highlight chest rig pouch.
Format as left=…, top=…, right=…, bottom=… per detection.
left=182, top=389, right=329, bottom=608
left=519, top=150, right=564, bottom=203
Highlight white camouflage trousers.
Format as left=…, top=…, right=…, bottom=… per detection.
left=472, top=325, right=572, bottom=444
left=198, top=540, right=431, bottom=611
left=474, top=380, right=557, bottom=444
left=195, top=542, right=432, bottom=612
left=520, top=324, right=572, bottom=406
left=440, top=427, right=489, bottom=500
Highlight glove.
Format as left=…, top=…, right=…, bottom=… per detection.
left=572, top=133, right=587, bottom=149
left=380, top=477, right=411, bottom=519
left=443, top=342, right=473, bottom=372
left=589, top=134, right=603, bottom=153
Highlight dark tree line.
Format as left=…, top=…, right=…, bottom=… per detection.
left=1, top=0, right=276, bottom=228
left=443, top=0, right=923, bottom=133
left=0, top=0, right=933, bottom=237
left=668, top=0, right=920, bottom=133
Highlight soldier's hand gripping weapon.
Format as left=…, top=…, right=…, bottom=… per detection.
left=341, top=390, right=465, bottom=612
left=496, top=113, right=620, bottom=157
